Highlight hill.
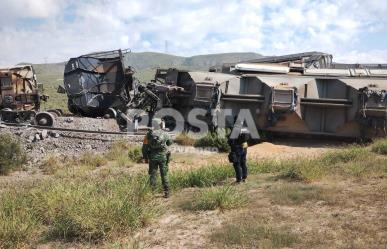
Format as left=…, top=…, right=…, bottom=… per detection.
left=31, top=51, right=262, bottom=110
left=33, top=51, right=262, bottom=81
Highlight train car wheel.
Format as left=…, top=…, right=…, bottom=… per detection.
left=35, top=112, right=55, bottom=127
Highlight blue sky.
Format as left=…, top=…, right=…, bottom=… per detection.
left=0, top=0, right=386, bottom=65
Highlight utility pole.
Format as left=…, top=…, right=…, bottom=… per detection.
left=165, top=40, right=169, bottom=54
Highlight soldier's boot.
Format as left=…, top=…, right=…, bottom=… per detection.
left=163, top=190, right=170, bottom=198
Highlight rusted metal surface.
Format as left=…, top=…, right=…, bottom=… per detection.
left=0, top=65, right=49, bottom=123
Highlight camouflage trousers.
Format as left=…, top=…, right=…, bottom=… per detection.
left=148, top=158, right=169, bottom=192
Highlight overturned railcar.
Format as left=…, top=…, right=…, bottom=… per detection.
left=140, top=52, right=387, bottom=138
left=0, top=65, right=56, bottom=126
left=62, top=49, right=134, bottom=117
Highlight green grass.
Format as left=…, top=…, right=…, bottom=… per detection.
left=169, top=164, right=234, bottom=190
left=247, top=144, right=387, bottom=181
left=181, top=186, right=247, bottom=211
left=371, top=139, right=387, bottom=155
left=211, top=213, right=299, bottom=248
left=0, top=175, right=158, bottom=248
left=0, top=134, right=26, bottom=175
left=0, top=191, right=40, bottom=249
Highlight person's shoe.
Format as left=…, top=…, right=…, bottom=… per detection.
left=242, top=179, right=247, bottom=183
left=163, top=191, right=170, bottom=198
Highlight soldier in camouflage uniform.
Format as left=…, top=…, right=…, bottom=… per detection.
left=142, top=119, right=172, bottom=198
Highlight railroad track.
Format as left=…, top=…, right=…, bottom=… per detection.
left=0, top=122, right=175, bottom=137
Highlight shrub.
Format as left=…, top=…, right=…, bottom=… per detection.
left=174, top=132, right=197, bottom=146
left=107, top=141, right=142, bottom=166
left=79, top=152, right=107, bottom=168
left=106, top=140, right=131, bottom=160
left=128, top=146, right=143, bottom=163
left=371, top=139, right=387, bottom=155
left=40, top=155, right=62, bottom=175
left=182, top=186, right=247, bottom=211
left=194, top=132, right=230, bottom=152
left=276, top=167, right=306, bottom=181
left=0, top=134, right=26, bottom=175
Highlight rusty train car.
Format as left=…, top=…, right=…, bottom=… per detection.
left=135, top=52, right=387, bottom=139
left=0, top=65, right=56, bottom=126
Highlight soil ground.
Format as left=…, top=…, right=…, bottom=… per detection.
left=135, top=175, right=386, bottom=249
left=0, top=127, right=385, bottom=249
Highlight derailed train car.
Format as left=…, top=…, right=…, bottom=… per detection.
left=0, top=65, right=57, bottom=126
left=133, top=52, right=387, bottom=139
left=60, top=49, right=134, bottom=117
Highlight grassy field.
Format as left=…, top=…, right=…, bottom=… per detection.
left=0, top=139, right=386, bottom=248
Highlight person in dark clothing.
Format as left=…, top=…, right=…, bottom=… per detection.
left=228, top=128, right=249, bottom=183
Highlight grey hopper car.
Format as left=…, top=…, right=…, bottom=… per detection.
left=133, top=52, right=386, bottom=139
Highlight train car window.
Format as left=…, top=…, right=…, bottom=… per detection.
left=0, top=77, right=12, bottom=88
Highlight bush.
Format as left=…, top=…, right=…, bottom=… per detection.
left=182, top=186, right=247, bottom=211
left=194, top=132, right=230, bottom=152
left=107, top=141, right=143, bottom=167
left=0, top=134, right=26, bottom=175
left=79, top=152, right=107, bottom=168
left=371, top=139, right=387, bottom=155
left=174, top=132, right=197, bottom=146
left=128, top=146, right=143, bottom=163
left=40, top=155, right=62, bottom=175
left=106, top=140, right=131, bottom=160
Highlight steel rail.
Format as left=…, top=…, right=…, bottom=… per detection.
left=0, top=122, right=155, bottom=136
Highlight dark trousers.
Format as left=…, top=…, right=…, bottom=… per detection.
left=233, top=152, right=247, bottom=182
left=149, top=158, right=169, bottom=192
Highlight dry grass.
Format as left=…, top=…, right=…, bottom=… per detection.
left=211, top=212, right=299, bottom=249
left=107, top=140, right=142, bottom=167
left=268, top=182, right=331, bottom=205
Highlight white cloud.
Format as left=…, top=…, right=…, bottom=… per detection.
left=0, top=0, right=386, bottom=65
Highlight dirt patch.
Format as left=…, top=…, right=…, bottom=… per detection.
left=134, top=175, right=387, bottom=249
left=247, top=139, right=342, bottom=160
